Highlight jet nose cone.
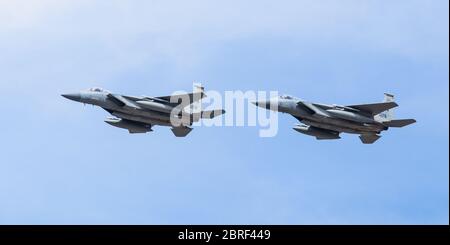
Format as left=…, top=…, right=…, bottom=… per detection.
left=61, top=93, right=81, bottom=102
left=252, top=100, right=268, bottom=109
left=251, top=100, right=278, bottom=111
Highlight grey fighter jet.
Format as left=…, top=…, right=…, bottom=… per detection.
left=62, top=85, right=225, bottom=137
left=253, top=93, right=415, bottom=144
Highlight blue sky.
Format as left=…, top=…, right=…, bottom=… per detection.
left=0, top=0, right=448, bottom=224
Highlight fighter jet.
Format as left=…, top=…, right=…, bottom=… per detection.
left=253, top=93, right=415, bottom=144
left=62, top=85, right=225, bottom=137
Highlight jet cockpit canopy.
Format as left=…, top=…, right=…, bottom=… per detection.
left=88, top=87, right=109, bottom=93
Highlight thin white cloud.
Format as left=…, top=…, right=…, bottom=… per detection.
left=0, top=0, right=447, bottom=94
left=1, top=0, right=447, bottom=57
left=0, top=0, right=90, bottom=30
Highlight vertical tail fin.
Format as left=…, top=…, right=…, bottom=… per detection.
left=194, top=83, right=205, bottom=94
left=375, top=93, right=395, bottom=122
left=190, top=83, right=204, bottom=112
left=184, top=83, right=205, bottom=121
left=383, top=93, right=394, bottom=103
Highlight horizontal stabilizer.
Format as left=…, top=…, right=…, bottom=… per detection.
left=348, top=102, right=398, bottom=115
left=359, top=134, right=381, bottom=144
left=200, top=109, right=226, bottom=119
left=383, top=119, right=416, bottom=128
left=171, top=126, right=193, bottom=137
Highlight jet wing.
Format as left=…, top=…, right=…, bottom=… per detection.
left=155, top=85, right=207, bottom=106
left=347, top=102, right=398, bottom=115
left=155, top=92, right=206, bottom=105
left=107, top=93, right=140, bottom=109
left=298, top=102, right=329, bottom=117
